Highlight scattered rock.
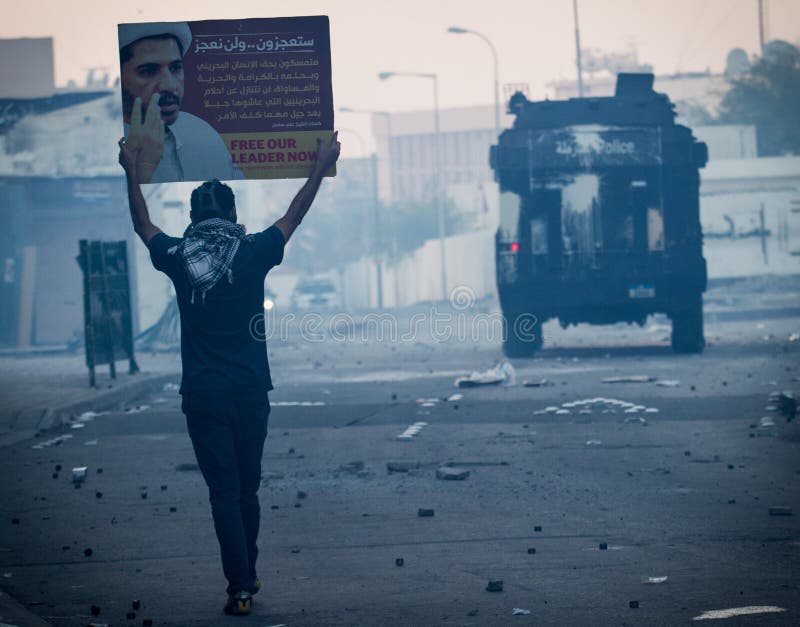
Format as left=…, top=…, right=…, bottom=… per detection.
left=169, top=507, right=177, bottom=513
left=602, top=375, right=653, bottom=383
left=599, top=542, right=608, bottom=550
left=467, top=609, right=479, bottom=617
left=84, top=548, right=93, bottom=557
left=527, top=548, right=537, bottom=554
left=126, top=611, right=136, bottom=619
left=387, top=462, right=419, bottom=473
left=90, top=604, right=101, bottom=616
left=769, top=506, right=793, bottom=516
left=436, top=467, right=470, bottom=481
left=486, top=580, right=504, bottom=592
left=175, top=463, right=200, bottom=472
left=72, top=466, right=88, bottom=484
left=417, top=508, right=435, bottom=517
left=534, top=525, right=542, bottom=532
left=777, top=392, right=797, bottom=421
left=395, top=558, right=404, bottom=567
left=132, top=600, right=141, bottom=610
left=341, top=461, right=365, bottom=473
left=522, top=379, right=552, bottom=387
left=297, top=490, right=307, bottom=499
left=629, top=600, right=639, bottom=609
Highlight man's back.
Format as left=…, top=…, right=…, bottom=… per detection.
left=147, top=225, right=285, bottom=394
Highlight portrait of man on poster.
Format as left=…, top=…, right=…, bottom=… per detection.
left=118, top=22, right=244, bottom=183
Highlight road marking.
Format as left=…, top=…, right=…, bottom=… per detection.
left=692, top=606, right=787, bottom=620
left=396, top=421, right=428, bottom=440
left=272, top=401, right=326, bottom=407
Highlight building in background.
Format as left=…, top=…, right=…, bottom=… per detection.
left=0, top=38, right=55, bottom=99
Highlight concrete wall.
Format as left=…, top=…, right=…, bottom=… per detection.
left=341, top=229, right=497, bottom=310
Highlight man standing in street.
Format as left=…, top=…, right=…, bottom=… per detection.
left=118, top=130, right=340, bottom=615
left=119, top=21, right=244, bottom=183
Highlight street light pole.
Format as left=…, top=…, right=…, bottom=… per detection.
left=337, top=128, right=372, bottom=308
left=447, top=27, right=500, bottom=139
left=378, top=71, right=448, bottom=302
left=573, top=0, right=585, bottom=97
left=339, top=107, right=393, bottom=309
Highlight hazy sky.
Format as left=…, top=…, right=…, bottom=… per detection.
left=2, top=0, right=799, bottom=155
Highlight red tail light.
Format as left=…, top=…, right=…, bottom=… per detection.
left=510, top=242, right=520, bottom=253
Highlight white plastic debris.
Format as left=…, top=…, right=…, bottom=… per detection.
left=585, top=439, right=603, bottom=446
left=642, top=576, right=668, bottom=584
left=655, top=380, right=680, bottom=387
left=512, top=608, right=531, bottom=615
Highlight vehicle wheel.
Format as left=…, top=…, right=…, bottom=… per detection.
left=502, top=311, right=543, bottom=358
left=671, top=295, right=705, bottom=353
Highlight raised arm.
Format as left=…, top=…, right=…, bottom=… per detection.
left=118, top=137, right=162, bottom=245
left=273, top=131, right=341, bottom=243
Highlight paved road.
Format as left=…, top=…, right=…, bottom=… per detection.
left=1, top=313, right=799, bottom=626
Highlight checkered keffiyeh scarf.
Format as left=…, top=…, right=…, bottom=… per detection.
left=167, top=218, right=252, bottom=304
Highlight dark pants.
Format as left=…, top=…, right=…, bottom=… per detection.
left=182, top=391, right=270, bottom=595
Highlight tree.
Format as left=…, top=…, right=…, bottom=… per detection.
left=383, top=195, right=465, bottom=258
left=717, top=41, right=800, bottom=156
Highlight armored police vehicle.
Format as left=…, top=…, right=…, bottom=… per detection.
left=490, top=73, right=708, bottom=356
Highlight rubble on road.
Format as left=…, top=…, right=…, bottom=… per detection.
left=642, top=576, right=668, bottom=584
left=436, top=467, right=470, bottom=481
left=417, top=508, right=435, bottom=517
left=602, top=375, right=654, bottom=383
left=387, top=461, right=420, bottom=473
left=522, top=378, right=553, bottom=387
left=71, top=467, right=87, bottom=485
left=455, top=360, right=515, bottom=388
left=486, top=580, right=503, bottom=592
left=768, top=506, right=793, bottom=516
left=776, top=392, right=796, bottom=421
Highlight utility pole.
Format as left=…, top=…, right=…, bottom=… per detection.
left=573, top=0, right=584, bottom=97
left=758, top=0, right=766, bottom=54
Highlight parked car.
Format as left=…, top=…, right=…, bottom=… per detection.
left=263, top=283, right=277, bottom=312
left=291, top=277, right=339, bottom=310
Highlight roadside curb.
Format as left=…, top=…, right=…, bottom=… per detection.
left=0, top=589, right=54, bottom=626
left=0, top=373, right=178, bottom=449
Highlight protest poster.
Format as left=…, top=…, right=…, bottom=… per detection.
left=118, top=16, right=334, bottom=183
